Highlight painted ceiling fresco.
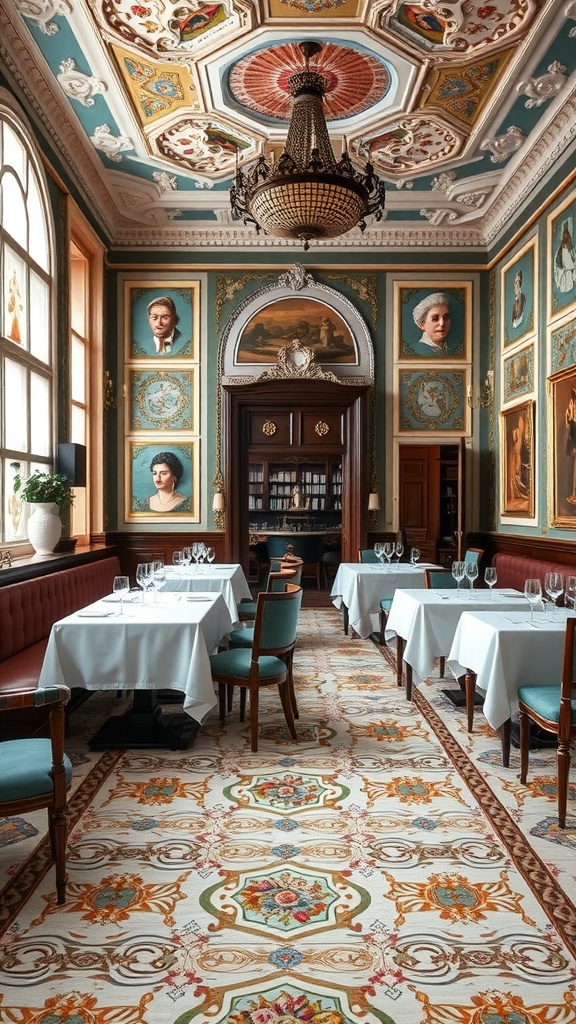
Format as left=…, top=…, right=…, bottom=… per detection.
left=2, top=0, right=575, bottom=249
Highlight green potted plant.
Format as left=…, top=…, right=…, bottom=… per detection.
left=12, top=470, right=74, bottom=555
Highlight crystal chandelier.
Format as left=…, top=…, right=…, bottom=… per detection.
left=230, top=41, right=386, bottom=250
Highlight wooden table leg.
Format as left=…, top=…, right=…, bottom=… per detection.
left=343, top=603, right=349, bottom=635
left=405, top=662, right=413, bottom=701
left=498, top=719, right=511, bottom=767
left=465, top=669, right=477, bottom=732
left=396, top=636, right=405, bottom=688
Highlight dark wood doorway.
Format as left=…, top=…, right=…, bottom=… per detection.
left=398, top=440, right=465, bottom=566
left=222, top=379, right=370, bottom=575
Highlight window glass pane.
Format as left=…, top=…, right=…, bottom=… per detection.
left=4, top=358, right=27, bottom=450
left=4, top=122, right=26, bottom=182
left=2, top=171, right=27, bottom=248
left=71, top=405, right=86, bottom=444
left=4, top=458, right=27, bottom=542
left=29, top=271, right=50, bottom=364
left=3, top=247, right=28, bottom=349
left=71, top=335, right=85, bottom=403
left=30, top=372, right=51, bottom=455
left=27, top=172, right=49, bottom=271
left=71, top=486, right=86, bottom=537
left=70, top=255, right=85, bottom=334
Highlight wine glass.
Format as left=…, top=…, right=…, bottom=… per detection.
left=484, top=566, right=497, bottom=599
left=206, top=546, right=216, bottom=565
left=383, top=541, right=394, bottom=565
left=374, top=541, right=383, bottom=562
left=410, top=547, right=420, bottom=564
left=151, top=559, right=165, bottom=601
left=181, top=546, right=192, bottom=574
left=113, top=575, right=129, bottom=615
left=524, top=578, right=542, bottom=623
left=395, top=542, right=404, bottom=562
left=172, top=550, right=183, bottom=575
left=565, top=575, right=576, bottom=611
left=135, top=562, right=152, bottom=604
left=451, top=560, right=465, bottom=593
left=544, top=571, right=563, bottom=618
left=465, top=560, right=479, bottom=597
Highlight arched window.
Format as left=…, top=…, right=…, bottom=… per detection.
left=0, top=94, right=55, bottom=549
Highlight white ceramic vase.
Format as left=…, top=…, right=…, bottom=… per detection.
left=27, top=502, right=62, bottom=555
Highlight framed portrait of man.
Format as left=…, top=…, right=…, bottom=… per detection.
left=125, top=281, right=200, bottom=360
left=394, top=281, right=471, bottom=360
left=549, top=365, right=576, bottom=528
left=548, top=190, right=576, bottom=321
left=126, top=440, right=199, bottom=522
left=500, top=401, right=535, bottom=520
left=501, top=237, right=537, bottom=350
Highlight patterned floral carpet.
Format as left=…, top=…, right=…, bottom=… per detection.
left=1, top=607, right=575, bottom=1024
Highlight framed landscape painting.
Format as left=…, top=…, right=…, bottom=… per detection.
left=126, top=440, right=199, bottom=522
left=124, top=281, right=200, bottom=360
left=501, top=237, right=537, bottom=350
left=397, top=368, right=468, bottom=433
left=548, top=309, right=576, bottom=377
left=549, top=365, right=576, bottom=527
left=502, top=342, right=534, bottom=406
left=548, top=189, right=576, bottom=321
left=500, top=401, right=535, bottom=519
left=394, top=281, right=471, bottom=360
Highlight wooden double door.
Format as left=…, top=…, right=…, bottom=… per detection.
left=398, top=441, right=465, bottom=566
left=222, top=379, right=370, bottom=575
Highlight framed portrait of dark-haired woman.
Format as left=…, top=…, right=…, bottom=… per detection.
left=126, top=440, right=199, bottom=522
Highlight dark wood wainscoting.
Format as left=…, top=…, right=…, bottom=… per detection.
left=468, top=531, right=576, bottom=568
left=105, top=531, right=227, bottom=585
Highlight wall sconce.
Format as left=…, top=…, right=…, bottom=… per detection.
left=368, top=490, right=380, bottom=529
left=212, top=491, right=225, bottom=530
left=467, top=370, right=494, bottom=409
left=104, top=370, right=125, bottom=411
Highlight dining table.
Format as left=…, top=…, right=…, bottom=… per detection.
left=38, top=590, right=233, bottom=750
left=160, top=562, right=252, bottom=622
left=330, top=561, right=440, bottom=639
left=385, top=587, right=527, bottom=698
left=447, top=607, right=570, bottom=766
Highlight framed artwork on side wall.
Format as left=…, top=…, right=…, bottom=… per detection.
left=502, top=342, right=535, bottom=406
left=548, top=189, right=576, bottom=321
left=124, top=282, right=200, bottom=360
left=501, top=237, right=537, bottom=350
left=397, top=369, right=469, bottom=433
left=500, top=401, right=535, bottom=519
left=548, top=309, right=576, bottom=377
left=394, top=281, right=471, bottom=360
left=127, top=367, right=199, bottom=433
left=549, top=366, right=576, bottom=527
left=126, top=440, right=199, bottom=522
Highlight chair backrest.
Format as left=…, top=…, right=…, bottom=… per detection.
left=424, top=568, right=458, bottom=589
left=253, top=584, right=303, bottom=655
left=358, top=548, right=379, bottom=563
left=267, top=567, right=300, bottom=592
left=464, top=548, right=484, bottom=566
left=561, top=616, right=576, bottom=736
left=281, top=556, right=303, bottom=585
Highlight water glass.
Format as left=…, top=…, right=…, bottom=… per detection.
left=544, top=571, right=563, bottom=618
left=112, top=575, right=129, bottom=615
left=374, top=541, right=383, bottom=562
left=181, top=546, right=192, bottom=573
left=451, top=560, right=465, bottom=592
left=135, top=562, right=152, bottom=604
left=395, top=542, right=404, bottom=562
left=465, top=560, right=479, bottom=597
left=172, top=550, right=184, bottom=575
left=565, top=575, right=576, bottom=610
left=383, top=541, right=394, bottom=564
left=410, top=547, right=420, bottom=564
left=151, top=559, right=165, bottom=600
left=484, top=566, right=497, bottom=599
left=524, top=578, right=542, bottom=623
left=206, top=546, right=216, bottom=564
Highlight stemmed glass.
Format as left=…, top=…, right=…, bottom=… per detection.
left=383, top=541, right=394, bottom=565
left=452, top=560, right=465, bottom=593
left=484, top=566, right=497, bottom=599
left=181, top=546, right=192, bottom=574
left=206, top=546, right=215, bottom=565
left=151, top=559, right=165, bottom=601
left=465, top=560, right=479, bottom=598
left=544, top=571, right=563, bottom=619
left=113, top=575, right=129, bottom=615
left=172, top=550, right=183, bottom=576
left=135, top=562, right=152, bottom=604
left=374, top=541, right=383, bottom=563
left=524, top=578, right=542, bottom=623
left=565, top=575, right=576, bottom=611
left=410, top=547, right=420, bottom=564
left=395, top=541, right=404, bottom=562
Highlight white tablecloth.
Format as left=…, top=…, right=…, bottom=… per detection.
left=38, top=592, right=233, bottom=723
left=386, top=588, right=526, bottom=682
left=330, top=562, right=438, bottom=639
left=161, top=563, right=251, bottom=623
left=447, top=608, right=568, bottom=731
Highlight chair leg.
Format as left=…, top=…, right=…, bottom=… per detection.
left=227, top=686, right=234, bottom=712
left=49, top=807, right=68, bottom=904
left=218, top=683, right=227, bottom=722
left=439, top=657, right=446, bottom=678
left=519, top=708, right=530, bottom=783
left=278, top=681, right=298, bottom=742
left=379, top=609, right=388, bottom=645
left=557, top=740, right=570, bottom=829
left=249, top=684, right=260, bottom=753
left=240, top=687, right=247, bottom=722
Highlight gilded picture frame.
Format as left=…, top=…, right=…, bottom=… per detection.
left=501, top=236, right=537, bottom=350
left=548, top=308, right=576, bottom=377
left=397, top=368, right=469, bottom=434
left=394, top=281, right=471, bottom=361
left=548, top=189, right=576, bottom=322
left=126, top=440, right=199, bottom=522
left=549, top=365, right=576, bottom=528
left=500, top=400, right=535, bottom=519
left=127, top=367, right=199, bottom=433
left=124, top=281, right=200, bottom=361
left=235, top=295, right=358, bottom=365
left=502, top=342, right=535, bottom=406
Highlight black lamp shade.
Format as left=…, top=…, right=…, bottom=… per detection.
left=57, top=443, right=87, bottom=487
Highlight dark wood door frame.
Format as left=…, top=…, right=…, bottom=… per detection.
left=222, top=379, right=370, bottom=574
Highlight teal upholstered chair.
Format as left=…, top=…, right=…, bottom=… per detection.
left=464, top=548, right=484, bottom=567
left=518, top=616, right=576, bottom=829
left=424, top=569, right=458, bottom=676
left=210, top=584, right=303, bottom=752
left=358, top=548, right=379, bottom=563
left=268, top=534, right=324, bottom=588
left=238, top=559, right=302, bottom=621
left=0, top=686, right=73, bottom=903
